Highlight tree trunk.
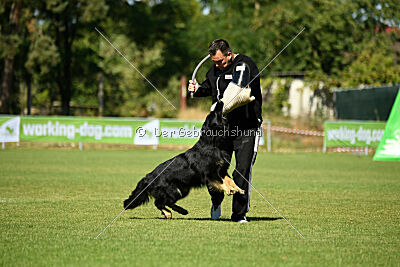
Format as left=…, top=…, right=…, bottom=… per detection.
left=26, top=75, right=32, bottom=115
left=0, top=58, right=13, bottom=113
left=180, top=75, right=187, bottom=111
left=98, top=72, right=104, bottom=117
left=0, top=0, right=22, bottom=114
left=60, top=17, right=72, bottom=115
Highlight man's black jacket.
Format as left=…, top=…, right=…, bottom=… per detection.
left=193, top=54, right=262, bottom=130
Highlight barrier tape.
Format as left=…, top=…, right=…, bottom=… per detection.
left=332, top=147, right=369, bottom=153
left=263, top=125, right=324, bottom=137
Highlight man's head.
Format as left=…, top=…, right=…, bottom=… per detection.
left=208, top=39, right=233, bottom=70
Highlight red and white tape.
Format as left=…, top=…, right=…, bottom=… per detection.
left=332, top=147, right=369, bottom=153
left=264, top=125, right=324, bottom=137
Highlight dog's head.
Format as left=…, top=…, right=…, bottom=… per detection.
left=200, top=101, right=229, bottom=147
left=203, top=101, right=227, bottom=130
left=199, top=101, right=229, bottom=149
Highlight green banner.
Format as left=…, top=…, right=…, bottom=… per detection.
left=374, top=90, right=400, bottom=161
left=20, top=116, right=153, bottom=144
left=18, top=116, right=204, bottom=145
left=324, top=121, right=386, bottom=147
left=159, top=120, right=202, bottom=145
left=2, top=116, right=264, bottom=146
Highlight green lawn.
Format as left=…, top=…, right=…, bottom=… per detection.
left=1, top=149, right=399, bottom=266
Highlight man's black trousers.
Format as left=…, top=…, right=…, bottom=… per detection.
left=208, top=128, right=260, bottom=219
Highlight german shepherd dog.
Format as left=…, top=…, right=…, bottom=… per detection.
left=124, top=101, right=244, bottom=219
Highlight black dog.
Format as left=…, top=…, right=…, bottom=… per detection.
left=123, top=101, right=244, bottom=218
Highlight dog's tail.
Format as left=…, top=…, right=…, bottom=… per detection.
left=123, top=178, right=150, bottom=210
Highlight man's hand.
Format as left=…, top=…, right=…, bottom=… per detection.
left=188, top=79, right=199, bottom=94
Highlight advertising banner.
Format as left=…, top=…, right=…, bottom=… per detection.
left=0, top=116, right=20, bottom=142
left=324, top=121, right=386, bottom=148
left=158, top=121, right=265, bottom=145
left=159, top=120, right=203, bottom=145
left=374, top=90, right=400, bottom=161
left=20, top=116, right=154, bottom=144
left=1, top=116, right=265, bottom=147
left=19, top=117, right=203, bottom=145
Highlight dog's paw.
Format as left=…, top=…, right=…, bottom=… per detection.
left=161, top=209, right=172, bottom=219
left=237, top=188, right=245, bottom=194
left=181, top=210, right=189, bottom=215
left=228, top=187, right=245, bottom=195
left=223, top=176, right=245, bottom=195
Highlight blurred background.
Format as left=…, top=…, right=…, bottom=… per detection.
left=0, top=0, right=399, bottom=142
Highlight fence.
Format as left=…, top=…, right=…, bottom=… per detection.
left=334, top=85, right=399, bottom=121
left=1, top=116, right=387, bottom=154
left=263, top=123, right=324, bottom=153
left=262, top=120, right=386, bottom=154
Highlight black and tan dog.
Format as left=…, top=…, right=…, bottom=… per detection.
left=124, top=101, right=244, bottom=219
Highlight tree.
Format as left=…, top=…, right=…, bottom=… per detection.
left=340, top=33, right=400, bottom=87
left=25, top=33, right=60, bottom=113
left=0, top=0, right=23, bottom=113
left=2, top=0, right=400, bottom=117
left=33, top=0, right=108, bottom=115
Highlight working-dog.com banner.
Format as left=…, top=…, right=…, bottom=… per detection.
left=1, top=116, right=264, bottom=146
left=324, top=120, right=386, bottom=148
left=1, top=116, right=203, bottom=145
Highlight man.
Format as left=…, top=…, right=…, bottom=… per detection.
left=188, top=39, right=262, bottom=223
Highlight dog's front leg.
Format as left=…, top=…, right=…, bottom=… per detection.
left=209, top=178, right=230, bottom=195
left=209, top=177, right=245, bottom=196
left=223, top=176, right=245, bottom=195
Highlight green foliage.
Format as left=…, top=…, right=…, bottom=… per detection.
left=0, top=34, right=22, bottom=59
left=142, top=76, right=180, bottom=118
left=95, top=33, right=168, bottom=117
left=1, top=0, right=400, bottom=116
left=262, top=77, right=292, bottom=116
left=341, top=34, right=400, bottom=87
left=23, top=33, right=60, bottom=114
left=25, top=34, right=59, bottom=77
left=32, top=89, right=51, bottom=112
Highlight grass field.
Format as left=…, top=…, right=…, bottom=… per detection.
left=1, top=149, right=399, bottom=266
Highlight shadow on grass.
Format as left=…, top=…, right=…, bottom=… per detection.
left=129, top=216, right=282, bottom=222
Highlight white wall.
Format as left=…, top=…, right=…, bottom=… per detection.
left=269, top=78, right=334, bottom=119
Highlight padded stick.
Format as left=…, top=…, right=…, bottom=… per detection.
left=191, top=54, right=210, bottom=98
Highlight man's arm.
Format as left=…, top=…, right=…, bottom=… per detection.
left=188, top=78, right=212, bottom=97
left=248, top=62, right=263, bottom=125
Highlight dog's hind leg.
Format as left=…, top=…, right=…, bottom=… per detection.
left=160, top=208, right=172, bottom=219
left=155, top=199, right=172, bottom=219
left=168, top=204, right=188, bottom=215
